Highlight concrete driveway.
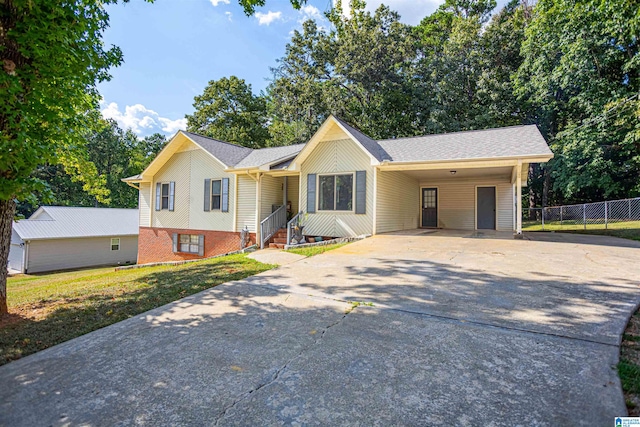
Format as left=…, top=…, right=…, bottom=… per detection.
left=1, top=230, right=639, bottom=426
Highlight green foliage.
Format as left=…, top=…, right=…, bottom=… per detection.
left=268, top=1, right=419, bottom=145
left=186, top=76, right=270, bottom=148
left=515, top=0, right=640, bottom=204
left=16, top=120, right=166, bottom=217
left=0, top=0, right=124, bottom=203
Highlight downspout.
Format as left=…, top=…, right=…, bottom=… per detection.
left=23, top=240, right=29, bottom=274
left=255, top=172, right=262, bottom=245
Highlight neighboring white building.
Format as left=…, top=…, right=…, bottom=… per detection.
left=8, top=206, right=139, bottom=274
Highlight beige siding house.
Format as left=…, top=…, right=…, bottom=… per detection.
left=8, top=207, right=138, bottom=274
left=123, top=116, right=553, bottom=264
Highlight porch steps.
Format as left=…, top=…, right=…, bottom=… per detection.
left=267, top=228, right=287, bottom=249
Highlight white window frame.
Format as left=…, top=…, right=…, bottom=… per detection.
left=211, top=179, right=222, bottom=211
left=317, top=172, right=355, bottom=212
left=179, top=234, right=201, bottom=254
left=160, top=182, right=170, bottom=210
left=110, top=238, right=120, bottom=251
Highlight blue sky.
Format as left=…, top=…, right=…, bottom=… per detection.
left=98, top=0, right=454, bottom=136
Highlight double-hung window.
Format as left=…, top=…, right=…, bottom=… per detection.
left=318, top=174, right=354, bottom=211
left=161, top=183, right=170, bottom=209
left=156, top=181, right=175, bottom=211
left=110, top=238, right=120, bottom=251
left=211, top=179, right=222, bottom=210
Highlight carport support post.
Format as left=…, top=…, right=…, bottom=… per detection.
left=515, top=161, right=522, bottom=238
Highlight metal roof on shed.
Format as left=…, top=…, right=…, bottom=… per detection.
left=13, top=206, right=139, bottom=241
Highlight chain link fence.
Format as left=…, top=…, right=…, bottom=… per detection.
left=523, top=197, right=640, bottom=231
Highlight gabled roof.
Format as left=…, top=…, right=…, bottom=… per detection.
left=181, top=131, right=253, bottom=167
left=331, top=116, right=391, bottom=162
left=13, top=206, right=139, bottom=241
left=233, top=144, right=305, bottom=170
left=377, top=125, right=552, bottom=163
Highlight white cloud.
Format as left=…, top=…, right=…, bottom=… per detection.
left=209, top=0, right=230, bottom=6
left=255, top=10, right=282, bottom=26
left=225, top=11, right=232, bottom=21
left=334, top=0, right=444, bottom=25
left=299, top=5, right=322, bottom=21
left=101, top=102, right=187, bottom=136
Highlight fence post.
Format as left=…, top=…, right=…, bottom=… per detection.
left=541, top=208, right=545, bottom=231
left=604, top=200, right=608, bottom=229
left=560, top=207, right=563, bottom=225
left=583, top=204, right=587, bottom=230
left=630, top=199, right=632, bottom=220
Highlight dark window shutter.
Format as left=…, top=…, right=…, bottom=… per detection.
left=204, top=179, right=211, bottom=212
left=155, top=183, right=161, bottom=211
left=198, top=235, right=205, bottom=256
left=355, top=171, right=366, bottom=214
left=221, top=178, right=229, bottom=212
left=169, top=181, right=175, bottom=211
left=172, top=233, right=178, bottom=252
left=307, top=174, right=316, bottom=213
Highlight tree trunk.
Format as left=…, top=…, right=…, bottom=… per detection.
left=0, top=198, right=16, bottom=317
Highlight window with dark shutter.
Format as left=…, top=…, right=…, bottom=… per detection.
left=211, top=179, right=222, bottom=210
left=355, top=171, right=366, bottom=214
left=307, top=174, right=316, bottom=213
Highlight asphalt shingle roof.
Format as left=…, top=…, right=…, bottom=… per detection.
left=182, top=132, right=253, bottom=167
left=234, top=144, right=305, bottom=169
left=332, top=116, right=391, bottom=162
left=376, top=125, right=552, bottom=163
left=13, top=206, right=139, bottom=240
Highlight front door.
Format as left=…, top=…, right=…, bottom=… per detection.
left=477, top=186, right=496, bottom=229
left=421, top=188, right=438, bottom=227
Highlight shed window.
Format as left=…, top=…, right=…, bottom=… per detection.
left=180, top=234, right=201, bottom=254
left=211, top=179, right=222, bottom=210
left=110, top=238, right=120, bottom=251
left=318, top=174, right=353, bottom=211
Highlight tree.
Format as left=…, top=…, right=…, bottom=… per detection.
left=0, top=0, right=124, bottom=316
left=268, top=0, right=418, bottom=145
left=515, top=0, right=640, bottom=205
left=16, top=122, right=167, bottom=217
left=186, top=76, right=270, bottom=149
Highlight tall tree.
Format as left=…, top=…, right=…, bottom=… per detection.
left=268, top=0, right=418, bottom=145
left=0, top=0, right=124, bottom=315
left=186, top=76, right=270, bottom=149
left=515, top=0, right=640, bottom=204
left=16, top=122, right=167, bottom=217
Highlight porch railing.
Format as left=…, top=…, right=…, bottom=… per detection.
left=286, top=211, right=304, bottom=246
left=260, top=204, right=287, bottom=249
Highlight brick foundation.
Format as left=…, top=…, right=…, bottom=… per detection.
left=137, top=227, right=256, bottom=265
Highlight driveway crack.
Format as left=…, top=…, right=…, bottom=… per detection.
left=213, top=307, right=354, bottom=425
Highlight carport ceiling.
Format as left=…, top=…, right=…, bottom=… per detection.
left=398, top=166, right=513, bottom=181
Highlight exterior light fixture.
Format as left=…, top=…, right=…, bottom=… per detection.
left=450, top=170, right=457, bottom=176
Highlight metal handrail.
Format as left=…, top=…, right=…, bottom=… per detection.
left=260, top=205, right=287, bottom=249
left=286, top=210, right=304, bottom=246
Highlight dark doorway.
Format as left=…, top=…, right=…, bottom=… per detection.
left=477, top=187, right=496, bottom=229
left=421, top=188, right=438, bottom=228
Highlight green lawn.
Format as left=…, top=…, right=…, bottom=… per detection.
left=286, top=242, right=348, bottom=257
left=522, top=219, right=640, bottom=242
left=523, top=219, right=640, bottom=231
left=0, top=254, right=274, bottom=366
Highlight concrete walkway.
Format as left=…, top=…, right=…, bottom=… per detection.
left=247, top=248, right=305, bottom=265
left=1, top=230, right=639, bottom=426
